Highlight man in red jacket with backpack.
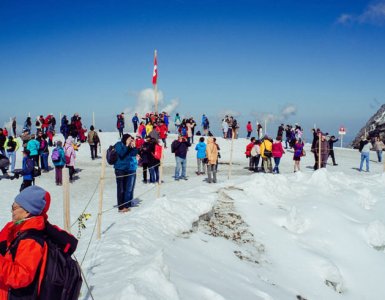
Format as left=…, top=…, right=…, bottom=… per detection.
left=0, top=186, right=81, bottom=300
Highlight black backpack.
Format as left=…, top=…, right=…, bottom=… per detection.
left=106, top=145, right=118, bottom=165
left=8, top=223, right=82, bottom=300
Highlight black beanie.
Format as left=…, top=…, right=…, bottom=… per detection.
left=121, top=134, right=131, bottom=144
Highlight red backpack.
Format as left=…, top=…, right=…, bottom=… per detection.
left=153, top=144, right=163, bottom=160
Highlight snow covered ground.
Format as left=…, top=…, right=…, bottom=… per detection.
left=1, top=132, right=385, bottom=300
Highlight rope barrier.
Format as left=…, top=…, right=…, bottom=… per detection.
left=73, top=255, right=96, bottom=300
left=71, top=179, right=100, bottom=229
left=80, top=213, right=98, bottom=267
left=111, top=161, right=162, bottom=179
left=101, top=183, right=158, bottom=214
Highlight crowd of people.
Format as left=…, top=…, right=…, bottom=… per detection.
left=0, top=113, right=102, bottom=192
left=2, top=111, right=385, bottom=299
left=1, top=112, right=385, bottom=214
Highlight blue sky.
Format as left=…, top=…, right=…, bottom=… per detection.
left=1, top=0, right=385, bottom=141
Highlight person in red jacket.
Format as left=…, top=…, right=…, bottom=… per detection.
left=245, top=137, right=256, bottom=171
left=0, top=186, right=78, bottom=300
left=156, top=121, right=168, bottom=148
left=0, top=186, right=50, bottom=299
left=272, top=136, right=285, bottom=174
left=246, top=121, right=252, bottom=139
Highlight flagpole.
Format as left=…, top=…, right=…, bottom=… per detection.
left=154, top=84, right=158, bottom=115
left=153, top=49, right=158, bottom=114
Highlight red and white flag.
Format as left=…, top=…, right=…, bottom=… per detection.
left=152, top=51, right=158, bottom=85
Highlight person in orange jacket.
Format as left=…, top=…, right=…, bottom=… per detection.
left=0, top=186, right=50, bottom=299
left=0, top=186, right=78, bottom=299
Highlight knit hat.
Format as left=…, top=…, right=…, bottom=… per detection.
left=15, top=186, right=47, bottom=216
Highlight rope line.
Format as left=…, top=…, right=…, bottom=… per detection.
left=101, top=183, right=158, bottom=214
left=80, top=214, right=98, bottom=267
left=112, top=161, right=162, bottom=179
left=71, top=179, right=101, bottom=229
left=73, top=254, right=96, bottom=300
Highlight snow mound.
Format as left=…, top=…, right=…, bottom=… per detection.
left=320, top=261, right=344, bottom=294
left=307, top=168, right=333, bottom=189
left=366, top=220, right=385, bottom=250
left=282, top=206, right=310, bottom=234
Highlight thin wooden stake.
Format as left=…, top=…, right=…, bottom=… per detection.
left=228, top=129, right=234, bottom=179
left=97, top=150, right=106, bottom=240
left=318, top=132, right=321, bottom=170
left=157, top=146, right=163, bottom=198
left=63, top=167, right=71, bottom=232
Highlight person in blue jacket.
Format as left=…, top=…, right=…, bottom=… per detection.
left=195, top=137, right=207, bottom=175
left=19, top=149, right=34, bottom=191
left=114, top=134, right=138, bottom=212
left=26, top=134, right=40, bottom=167
left=132, top=113, right=139, bottom=133
left=52, top=140, right=66, bottom=185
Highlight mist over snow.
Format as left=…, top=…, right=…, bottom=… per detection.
left=123, top=88, right=180, bottom=127
left=1, top=131, right=385, bottom=300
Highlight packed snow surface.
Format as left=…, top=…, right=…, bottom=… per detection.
left=1, top=132, right=385, bottom=300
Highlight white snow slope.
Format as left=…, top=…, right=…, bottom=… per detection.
left=1, top=132, right=385, bottom=300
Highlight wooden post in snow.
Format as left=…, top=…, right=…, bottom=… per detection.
left=157, top=147, right=163, bottom=199
left=97, top=150, right=106, bottom=240
left=318, top=132, right=322, bottom=170
left=63, top=167, right=71, bottom=232
left=228, top=129, right=234, bottom=179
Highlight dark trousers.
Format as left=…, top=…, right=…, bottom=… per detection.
left=118, top=128, right=124, bottom=138
left=20, top=180, right=33, bottom=192
left=115, top=169, right=136, bottom=210
left=55, top=166, right=63, bottom=184
left=142, top=163, right=149, bottom=182
left=133, top=123, right=138, bottom=133
left=273, top=157, right=281, bottom=173
left=0, top=167, right=8, bottom=175
left=313, top=151, right=319, bottom=170
left=66, top=165, right=75, bottom=181
left=90, top=144, right=97, bottom=159
left=40, top=152, right=49, bottom=171
left=250, top=155, right=260, bottom=171
left=329, top=150, right=336, bottom=165
left=149, top=165, right=159, bottom=183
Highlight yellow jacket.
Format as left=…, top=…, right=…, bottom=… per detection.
left=145, top=124, right=153, bottom=136
left=260, top=139, right=272, bottom=158
left=206, top=137, right=218, bottom=165
left=4, top=137, right=20, bottom=152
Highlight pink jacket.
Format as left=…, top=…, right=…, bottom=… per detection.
left=64, top=137, right=76, bottom=166
left=272, top=141, right=285, bottom=158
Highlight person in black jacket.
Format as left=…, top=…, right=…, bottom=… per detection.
left=139, top=137, right=152, bottom=183
left=328, top=135, right=339, bottom=166
left=171, top=135, right=191, bottom=180
left=0, top=128, right=6, bottom=156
